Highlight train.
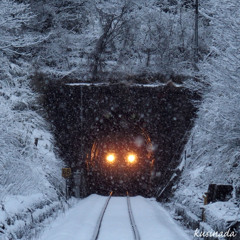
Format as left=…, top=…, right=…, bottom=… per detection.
left=86, top=127, right=155, bottom=196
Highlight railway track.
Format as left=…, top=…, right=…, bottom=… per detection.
left=127, top=192, right=141, bottom=240
left=92, top=192, right=140, bottom=240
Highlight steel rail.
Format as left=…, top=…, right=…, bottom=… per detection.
left=127, top=192, right=141, bottom=240
left=91, top=191, right=113, bottom=240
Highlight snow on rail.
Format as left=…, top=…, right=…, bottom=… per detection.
left=127, top=192, right=141, bottom=240
left=91, top=192, right=113, bottom=240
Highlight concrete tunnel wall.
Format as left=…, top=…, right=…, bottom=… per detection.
left=41, top=81, right=198, bottom=197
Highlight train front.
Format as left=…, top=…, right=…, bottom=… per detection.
left=87, top=131, right=154, bottom=196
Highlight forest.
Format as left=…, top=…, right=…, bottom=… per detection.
left=0, top=0, right=239, bottom=239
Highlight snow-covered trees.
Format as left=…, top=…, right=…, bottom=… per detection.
left=28, top=0, right=93, bottom=78
left=24, top=0, right=205, bottom=79
left=0, top=0, right=64, bottom=202
left=174, top=0, right=240, bottom=212
left=0, top=0, right=211, bottom=81
left=87, top=0, right=200, bottom=76
left=188, top=0, right=239, bottom=182
left=0, top=0, right=33, bottom=84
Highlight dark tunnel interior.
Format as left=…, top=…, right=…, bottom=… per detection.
left=86, top=116, right=154, bottom=196
left=41, top=81, right=198, bottom=197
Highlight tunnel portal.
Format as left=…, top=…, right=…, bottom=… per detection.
left=42, top=81, right=197, bottom=197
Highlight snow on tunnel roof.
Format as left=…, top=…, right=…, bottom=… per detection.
left=65, top=81, right=182, bottom=88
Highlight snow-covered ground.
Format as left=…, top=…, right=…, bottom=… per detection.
left=36, top=194, right=191, bottom=240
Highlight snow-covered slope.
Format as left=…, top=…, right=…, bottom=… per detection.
left=172, top=0, right=240, bottom=235
left=0, top=60, right=65, bottom=238
left=0, top=2, right=65, bottom=236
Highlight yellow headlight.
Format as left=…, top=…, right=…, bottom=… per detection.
left=127, top=154, right=136, bottom=163
left=106, top=154, right=115, bottom=163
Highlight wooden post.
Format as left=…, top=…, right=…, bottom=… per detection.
left=203, top=192, right=208, bottom=205
left=201, top=192, right=208, bottom=222
left=201, top=207, right=206, bottom=222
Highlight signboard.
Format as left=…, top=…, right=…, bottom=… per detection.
left=62, top=168, right=71, bottom=178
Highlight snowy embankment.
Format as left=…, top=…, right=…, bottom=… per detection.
left=0, top=194, right=70, bottom=240
left=170, top=1, right=240, bottom=237
left=0, top=1, right=66, bottom=238
left=0, top=63, right=65, bottom=239
left=36, top=195, right=191, bottom=240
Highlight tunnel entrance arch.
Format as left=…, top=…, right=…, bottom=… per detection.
left=42, top=81, right=198, bottom=197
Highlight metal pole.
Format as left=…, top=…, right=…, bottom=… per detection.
left=66, top=179, right=68, bottom=199
left=80, top=85, right=83, bottom=163
left=194, top=0, right=199, bottom=63
left=79, top=85, right=84, bottom=197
